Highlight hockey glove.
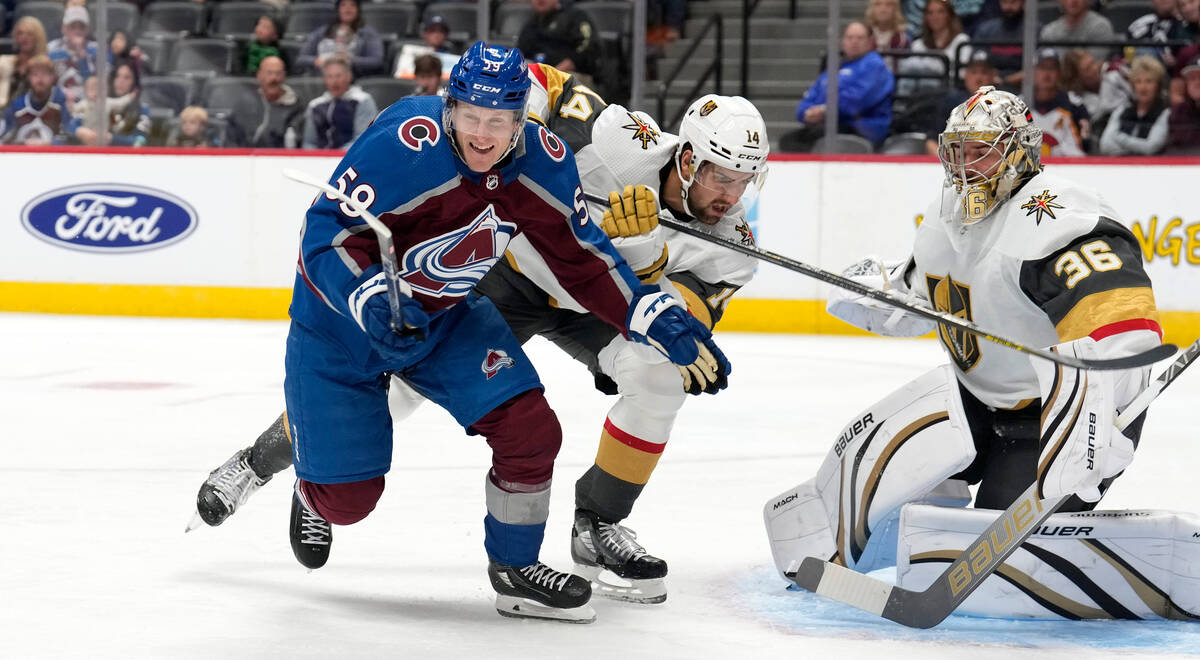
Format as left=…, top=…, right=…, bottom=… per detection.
left=601, top=184, right=667, bottom=277
left=627, top=287, right=731, bottom=394
left=825, top=256, right=936, bottom=337
left=1031, top=337, right=1135, bottom=503
left=360, top=293, right=430, bottom=364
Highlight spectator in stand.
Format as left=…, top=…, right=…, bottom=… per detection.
left=517, top=0, right=602, bottom=84
left=900, top=1, right=990, bottom=38
left=923, top=49, right=998, bottom=153
left=302, top=56, right=376, bottom=149
left=229, top=55, right=305, bottom=148
left=105, top=61, right=151, bottom=147
left=0, top=55, right=81, bottom=144
left=1167, top=54, right=1200, bottom=151
left=108, top=30, right=147, bottom=75
left=1040, top=0, right=1115, bottom=62
left=786, top=21, right=895, bottom=151
left=865, top=0, right=910, bottom=71
left=167, top=106, right=220, bottom=147
left=1029, top=48, right=1091, bottom=156
left=244, top=15, right=288, bottom=75
left=973, top=0, right=1026, bottom=91
left=1100, top=55, right=1171, bottom=155
left=406, top=54, right=443, bottom=97
left=898, top=0, right=972, bottom=94
left=47, top=6, right=98, bottom=103
left=421, top=15, right=456, bottom=54
left=297, top=0, right=385, bottom=77
left=0, top=16, right=48, bottom=112
left=1167, top=0, right=1200, bottom=102
left=647, top=0, right=686, bottom=46
left=1061, top=48, right=1132, bottom=128
left=1127, top=0, right=1180, bottom=63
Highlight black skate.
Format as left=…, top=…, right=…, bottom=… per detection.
left=289, top=483, right=331, bottom=570
left=488, top=561, right=595, bottom=623
left=188, top=448, right=271, bottom=531
left=571, top=509, right=668, bottom=604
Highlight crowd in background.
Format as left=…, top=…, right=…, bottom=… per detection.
left=0, top=0, right=1197, bottom=155
left=786, top=0, right=1200, bottom=155
left=0, top=0, right=685, bottom=147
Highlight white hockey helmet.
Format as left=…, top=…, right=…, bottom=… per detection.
left=937, top=86, right=1042, bottom=224
left=675, top=94, right=769, bottom=204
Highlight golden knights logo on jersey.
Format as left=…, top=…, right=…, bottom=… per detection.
left=621, top=111, right=660, bottom=149
left=925, top=274, right=980, bottom=372
left=1020, top=189, right=1064, bottom=224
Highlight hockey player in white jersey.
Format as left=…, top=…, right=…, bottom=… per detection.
left=192, top=64, right=770, bottom=605
left=765, top=86, right=1199, bottom=620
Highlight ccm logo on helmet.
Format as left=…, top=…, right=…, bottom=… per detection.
left=538, top=126, right=567, bottom=162
left=473, top=84, right=502, bottom=93
left=398, top=116, right=441, bottom=151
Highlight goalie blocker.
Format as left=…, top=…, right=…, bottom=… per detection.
left=898, top=504, right=1200, bottom=620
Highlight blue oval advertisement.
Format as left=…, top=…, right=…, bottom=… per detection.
left=21, top=184, right=198, bottom=253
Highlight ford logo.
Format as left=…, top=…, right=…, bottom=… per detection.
left=21, top=184, right=198, bottom=253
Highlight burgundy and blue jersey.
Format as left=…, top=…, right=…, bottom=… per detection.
left=290, top=94, right=642, bottom=349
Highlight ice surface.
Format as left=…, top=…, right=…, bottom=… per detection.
left=2, top=313, right=1197, bottom=659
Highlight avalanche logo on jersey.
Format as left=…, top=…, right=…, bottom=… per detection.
left=622, top=111, right=660, bottom=149
left=925, top=274, right=980, bottom=372
left=482, top=348, right=516, bottom=379
left=397, top=116, right=441, bottom=151
left=1020, top=189, right=1064, bottom=224
left=399, top=204, right=517, bottom=298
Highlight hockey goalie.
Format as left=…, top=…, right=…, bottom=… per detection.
left=764, top=86, right=1200, bottom=621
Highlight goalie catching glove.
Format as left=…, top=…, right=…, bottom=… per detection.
left=600, top=184, right=668, bottom=278
left=627, top=286, right=730, bottom=395
left=1032, top=337, right=1135, bottom=503
left=825, top=256, right=936, bottom=337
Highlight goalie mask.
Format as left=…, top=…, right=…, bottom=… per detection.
left=937, top=86, right=1042, bottom=225
left=675, top=94, right=769, bottom=218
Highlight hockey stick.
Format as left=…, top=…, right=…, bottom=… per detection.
left=788, top=337, right=1200, bottom=628
left=282, top=168, right=422, bottom=339
left=582, top=191, right=1175, bottom=371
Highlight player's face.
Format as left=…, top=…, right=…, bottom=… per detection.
left=688, top=161, right=755, bottom=225
left=946, top=139, right=1004, bottom=184
left=451, top=102, right=521, bottom=173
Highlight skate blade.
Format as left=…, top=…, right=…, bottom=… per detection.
left=494, top=595, right=596, bottom=624
left=574, top=563, right=667, bottom=604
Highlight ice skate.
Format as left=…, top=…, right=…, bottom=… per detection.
left=488, top=561, right=596, bottom=623
left=571, top=509, right=668, bottom=604
left=289, top=483, right=331, bottom=570
left=187, top=447, right=270, bottom=531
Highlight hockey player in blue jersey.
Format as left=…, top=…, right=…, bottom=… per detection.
left=279, top=42, right=728, bottom=623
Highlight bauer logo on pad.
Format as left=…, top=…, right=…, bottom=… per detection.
left=21, top=184, right=198, bottom=253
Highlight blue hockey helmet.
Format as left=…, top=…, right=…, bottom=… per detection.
left=443, top=42, right=531, bottom=169
left=446, top=42, right=531, bottom=110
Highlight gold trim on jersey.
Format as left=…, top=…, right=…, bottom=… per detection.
left=670, top=278, right=714, bottom=329
left=537, top=64, right=572, bottom=111
left=634, top=246, right=669, bottom=284
left=1055, top=287, right=1159, bottom=342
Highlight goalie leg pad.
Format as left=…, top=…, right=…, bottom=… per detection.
left=765, top=365, right=977, bottom=577
left=898, top=503, right=1200, bottom=620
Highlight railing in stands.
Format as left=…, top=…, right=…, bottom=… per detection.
left=741, top=0, right=766, bottom=98
left=656, top=13, right=722, bottom=131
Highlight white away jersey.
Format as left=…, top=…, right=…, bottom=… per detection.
left=910, top=170, right=1159, bottom=408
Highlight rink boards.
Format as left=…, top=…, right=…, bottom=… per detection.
left=0, top=147, right=1197, bottom=342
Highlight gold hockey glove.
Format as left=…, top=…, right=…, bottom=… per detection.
left=601, top=184, right=658, bottom=238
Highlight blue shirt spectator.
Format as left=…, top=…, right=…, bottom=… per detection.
left=796, top=22, right=895, bottom=144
